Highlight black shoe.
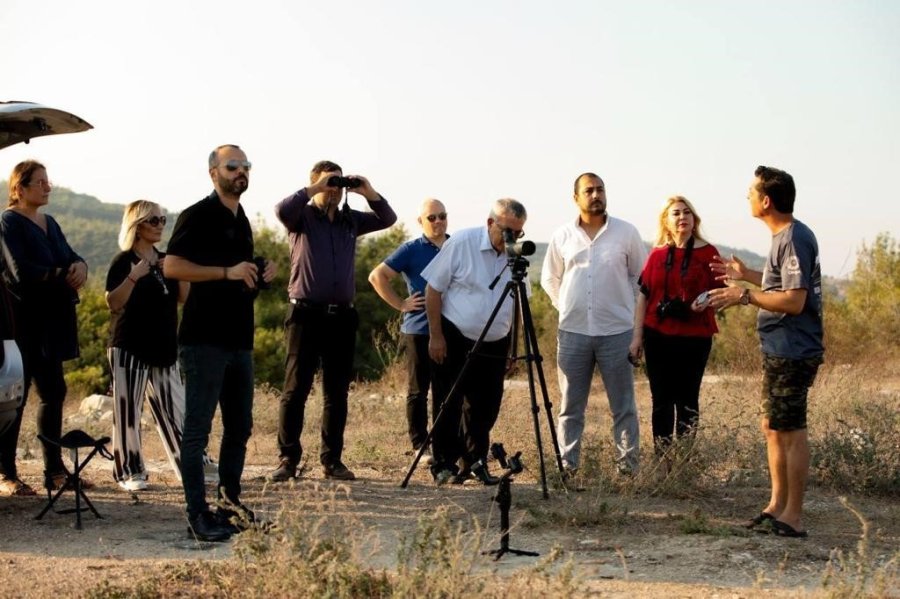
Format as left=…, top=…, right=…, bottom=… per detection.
left=215, top=505, right=272, bottom=534
left=323, top=461, right=356, bottom=481
left=451, top=468, right=473, bottom=485
left=267, top=458, right=298, bottom=482
left=187, top=510, right=232, bottom=542
left=471, top=461, right=500, bottom=486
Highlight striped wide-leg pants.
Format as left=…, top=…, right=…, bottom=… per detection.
left=107, top=347, right=187, bottom=482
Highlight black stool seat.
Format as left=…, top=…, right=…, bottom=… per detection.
left=35, top=430, right=112, bottom=529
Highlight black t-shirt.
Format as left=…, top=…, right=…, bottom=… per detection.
left=106, top=249, right=180, bottom=366
left=167, top=192, right=256, bottom=350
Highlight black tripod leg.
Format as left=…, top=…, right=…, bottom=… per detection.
left=401, top=281, right=517, bottom=488
left=518, top=284, right=566, bottom=477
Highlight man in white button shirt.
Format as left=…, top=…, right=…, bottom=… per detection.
left=541, top=173, right=647, bottom=476
left=422, top=198, right=528, bottom=486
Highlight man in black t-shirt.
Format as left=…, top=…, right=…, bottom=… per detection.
left=165, top=144, right=276, bottom=542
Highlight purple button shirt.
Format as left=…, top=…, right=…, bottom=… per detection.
left=275, top=188, right=397, bottom=304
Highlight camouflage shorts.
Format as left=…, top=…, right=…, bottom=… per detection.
left=760, top=354, right=823, bottom=431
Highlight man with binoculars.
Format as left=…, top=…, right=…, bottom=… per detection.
left=269, top=160, right=396, bottom=483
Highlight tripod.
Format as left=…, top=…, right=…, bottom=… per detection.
left=401, top=252, right=564, bottom=497
left=483, top=445, right=538, bottom=560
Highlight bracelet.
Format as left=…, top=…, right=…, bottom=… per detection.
left=127, top=275, right=137, bottom=284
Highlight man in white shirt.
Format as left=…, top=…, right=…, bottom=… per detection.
left=422, top=198, right=528, bottom=486
left=541, top=173, right=647, bottom=476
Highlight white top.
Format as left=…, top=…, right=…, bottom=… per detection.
left=541, top=215, right=647, bottom=336
left=422, top=225, right=529, bottom=342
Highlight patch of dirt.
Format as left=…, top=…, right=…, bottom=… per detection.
left=0, top=452, right=897, bottom=598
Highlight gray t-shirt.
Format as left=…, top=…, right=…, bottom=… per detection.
left=758, top=219, right=825, bottom=359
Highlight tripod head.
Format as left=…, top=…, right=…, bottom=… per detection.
left=491, top=442, right=524, bottom=479
left=502, top=229, right=535, bottom=282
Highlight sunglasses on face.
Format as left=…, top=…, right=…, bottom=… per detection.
left=425, top=213, right=448, bottom=222
left=223, top=160, right=252, bottom=172
left=141, top=215, right=167, bottom=227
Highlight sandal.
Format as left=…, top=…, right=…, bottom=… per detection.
left=743, top=511, right=776, bottom=529
left=772, top=520, right=808, bottom=538
left=0, top=476, right=37, bottom=497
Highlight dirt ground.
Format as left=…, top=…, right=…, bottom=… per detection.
left=0, top=368, right=898, bottom=598
left=0, top=440, right=897, bottom=598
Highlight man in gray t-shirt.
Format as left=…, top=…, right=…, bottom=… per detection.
left=709, top=166, right=824, bottom=539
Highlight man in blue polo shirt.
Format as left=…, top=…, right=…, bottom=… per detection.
left=368, top=199, right=449, bottom=458
left=269, top=160, right=396, bottom=483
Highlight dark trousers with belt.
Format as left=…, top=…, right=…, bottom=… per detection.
left=278, top=302, right=358, bottom=467
left=642, top=327, right=712, bottom=452
left=430, top=317, right=509, bottom=475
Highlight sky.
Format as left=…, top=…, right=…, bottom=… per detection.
left=2, top=0, right=898, bottom=278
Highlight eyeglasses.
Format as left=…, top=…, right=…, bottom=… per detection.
left=494, top=223, right=525, bottom=239
left=221, top=160, right=252, bottom=172
left=425, top=213, right=447, bottom=222
left=141, top=215, right=167, bottom=227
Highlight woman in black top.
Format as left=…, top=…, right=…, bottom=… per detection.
left=106, top=200, right=205, bottom=491
left=0, top=160, right=88, bottom=495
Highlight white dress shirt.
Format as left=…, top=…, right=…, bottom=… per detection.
left=422, top=225, right=529, bottom=342
left=541, top=215, right=646, bottom=336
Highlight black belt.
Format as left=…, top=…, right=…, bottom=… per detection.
left=290, top=298, right=354, bottom=315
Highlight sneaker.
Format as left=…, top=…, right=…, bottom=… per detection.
left=118, top=474, right=149, bottom=492
left=0, top=475, right=36, bottom=497
left=267, top=458, right=298, bottom=482
left=323, top=461, right=356, bottom=481
left=203, top=460, right=220, bottom=484
left=187, top=510, right=232, bottom=542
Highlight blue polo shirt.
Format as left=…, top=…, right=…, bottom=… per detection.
left=384, top=235, right=445, bottom=335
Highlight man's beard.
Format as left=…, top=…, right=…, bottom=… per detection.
left=218, top=172, right=249, bottom=197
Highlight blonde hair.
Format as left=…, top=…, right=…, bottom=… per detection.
left=118, top=200, right=161, bottom=250
left=653, top=195, right=707, bottom=247
left=7, top=160, right=46, bottom=208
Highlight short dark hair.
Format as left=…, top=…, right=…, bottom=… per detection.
left=310, top=160, right=342, bottom=184
left=208, top=144, right=242, bottom=168
left=574, top=172, right=602, bottom=194
left=754, top=165, right=796, bottom=213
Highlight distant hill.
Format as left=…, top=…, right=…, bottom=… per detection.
left=522, top=239, right=766, bottom=284
left=1, top=184, right=773, bottom=285
left=0, top=183, right=173, bottom=281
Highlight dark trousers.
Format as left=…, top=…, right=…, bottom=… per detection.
left=278, top=304, right=358, bottom=466
left=0, top=345, right=66, bottom=478
left=403, top=333, right=433, bottom=450
left=179, top=345, right=254, bottom=518
left=642, top=327, right=712, bottom=452
left=430, top=317, right=509, bottom=473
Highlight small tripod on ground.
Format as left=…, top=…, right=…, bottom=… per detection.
left=401, top=241, right=564, bottom=497
left=482, top=443, right=538, bottom=560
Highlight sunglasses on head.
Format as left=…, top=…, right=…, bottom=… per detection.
left=142, top=215, right=167, bottom=227
left=223, top=160, right=252, bottom=172
left=426, top=212, right=448, bottom=222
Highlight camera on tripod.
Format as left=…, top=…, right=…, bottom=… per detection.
left=656, top=296, right=691, bottom=321
left=502, top=229, right=535, bottom=258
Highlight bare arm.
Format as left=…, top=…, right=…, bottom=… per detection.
left=425, top=284, right=446, bottom=363
left=164, top=255, right=258, bottom=288
left=368, top=263, right=424, bottom=313
left=629, top=292, right=648, bottom=360
left=708, top=285, right=807, bottom=315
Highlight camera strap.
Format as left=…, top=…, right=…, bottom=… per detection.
left=662, top=235, right=694, bottom=300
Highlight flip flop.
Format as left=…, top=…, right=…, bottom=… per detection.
left=743, top=512, right=776, bottom=529
left=772, top=520, right=808, bottom=538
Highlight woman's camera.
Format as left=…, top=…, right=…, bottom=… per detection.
left=656, top=297, right=690, bottom=321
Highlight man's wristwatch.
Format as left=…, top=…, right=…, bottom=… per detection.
left=739, top=288, right=751, bottom=306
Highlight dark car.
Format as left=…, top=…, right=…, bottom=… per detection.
left=0, top=101, right=93, bottom=434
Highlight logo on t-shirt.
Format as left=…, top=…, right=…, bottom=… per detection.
left=786, top=255, right=801, bottom=276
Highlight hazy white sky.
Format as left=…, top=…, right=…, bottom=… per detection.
left=2, top=0, right=898, bottom=277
